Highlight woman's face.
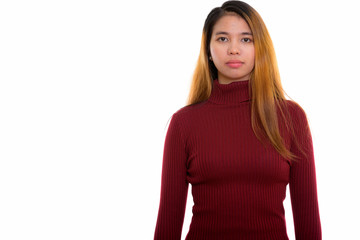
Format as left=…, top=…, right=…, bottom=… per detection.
left=209, top=14, right=255, bottom=84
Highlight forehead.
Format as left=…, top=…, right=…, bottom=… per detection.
left=213, top=14, right=251, bottom=33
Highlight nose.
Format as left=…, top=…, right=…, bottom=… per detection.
left=228, top=44, right=240, bottom=55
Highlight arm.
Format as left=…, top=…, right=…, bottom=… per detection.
left=154, top=113, right=189, bottom=240
left=289, top=103, right=322, bottom=239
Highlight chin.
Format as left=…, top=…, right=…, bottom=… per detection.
left=227, top=75, right=250, bottom=81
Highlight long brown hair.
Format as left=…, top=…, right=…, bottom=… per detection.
left=187, top=0, right=303, bottom=161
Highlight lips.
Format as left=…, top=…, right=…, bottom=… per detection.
left=226, top=60, right=244, bottom=68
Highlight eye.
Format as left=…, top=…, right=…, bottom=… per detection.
left=217, top=37, right=228, bottom=42
left=242, top=38, right=253, bottom=43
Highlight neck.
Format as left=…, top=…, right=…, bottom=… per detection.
left=208, top=79, right=251, bottom=105
left=218, top=78, right=250, bottom=85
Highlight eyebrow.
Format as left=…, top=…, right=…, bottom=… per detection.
left=215, top=31, right=252, bottom=36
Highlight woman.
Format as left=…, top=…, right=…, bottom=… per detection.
left=154, top=1, right=321, bottom=239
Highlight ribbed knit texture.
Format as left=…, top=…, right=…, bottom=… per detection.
left=154, top=79, right=321, bottom=240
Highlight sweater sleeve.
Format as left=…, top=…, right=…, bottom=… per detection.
left=288, top=103, right=322, bottom=240
left=154, top=113, right=189, bottom=240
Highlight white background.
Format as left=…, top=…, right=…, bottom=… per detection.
left=1, top=0, right=359, bottom=239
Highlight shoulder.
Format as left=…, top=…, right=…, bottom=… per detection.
left=166, top=101, right=209, bottom=134
left=172, top=100, right=208, bottom=120
left=284, top=100, right=308, bottom=122
left=282, top=100, right=310, bottom=133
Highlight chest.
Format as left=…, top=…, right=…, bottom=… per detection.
left=185, top=108, right=291, bottom=185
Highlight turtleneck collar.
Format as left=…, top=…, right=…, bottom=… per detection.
left=208, top=79, right=251, bottom=105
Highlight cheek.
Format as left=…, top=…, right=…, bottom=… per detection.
left=210, top=43, right=224, bottom=59
left=247, top=48, right=255, bottom=65
left=209, top=45, right=217, bottom=58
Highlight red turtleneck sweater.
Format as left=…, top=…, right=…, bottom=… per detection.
left=154, top=79, right=321, bottom=240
